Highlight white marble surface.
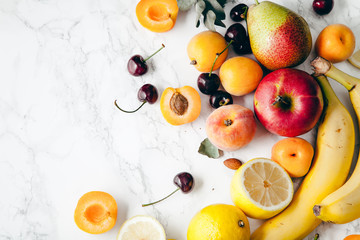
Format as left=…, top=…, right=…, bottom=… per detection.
left=1, top=0, right=360, bottom=239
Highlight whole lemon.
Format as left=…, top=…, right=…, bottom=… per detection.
left=187, top=204, right=250, bottom=240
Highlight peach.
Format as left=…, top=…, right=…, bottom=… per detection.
left=315, top=24, right=356, bottom=63
left=74, top=191, right=117, bottom=234
left=219, top=57, right=263, bottom=96
left=136, top=0, right=179, bottom=33
left=271, top=137, right=314, bottom=178
left=160, top=86, right=201, bottom=125
left=187, top=31, right=228, bottom=72
left=206, top=104, right=256, bottom=151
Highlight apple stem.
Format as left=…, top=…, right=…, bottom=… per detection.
left=144, top=44, right=165, bottom=62
left=272, top=95, right=291, bottom=108
left=209, top=40, right=234, bottom=77
left=114, top=100, right=147, bottom=113
left=142, top=188, right=180, bottom=207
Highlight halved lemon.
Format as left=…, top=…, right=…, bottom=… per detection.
left=230, top=158, right=294, bottom=219
left=117, top=215, right=166, bottom=240
left=348, top=49, right=360, bottom=69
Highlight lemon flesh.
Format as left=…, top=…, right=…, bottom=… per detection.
left=117, top=215, right=166, bottom=240
left=231, top=158, right=294, bottom=219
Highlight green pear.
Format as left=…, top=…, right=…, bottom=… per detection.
left=247, top=0, right=312, bottom=70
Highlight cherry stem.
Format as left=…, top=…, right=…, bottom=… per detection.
left=209, top=40, right=234, bottom=77
left=144, top=44, right=165, bottom=62
left=114, top=100, right=147, bottom=113
left=142, top=188, right=180, bottom=207
left=220, top=98, right=230, bottom=106
left=314, top=233, right=319, bottom=240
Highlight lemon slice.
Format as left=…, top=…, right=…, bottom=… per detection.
left=348, top=49, right=360, bottom=69
left=117, top=215, right=166, bottom=240
left=230, top=158, right=294, bottom=219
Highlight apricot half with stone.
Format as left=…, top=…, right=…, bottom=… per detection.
left=136, top=0, right=179, bottom=33
left=74, top=191, right=117, bottom=234
left=160, top=86, right=201, bottom=125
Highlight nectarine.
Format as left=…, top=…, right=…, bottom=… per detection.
left=206, top=104, right=256, bottom=151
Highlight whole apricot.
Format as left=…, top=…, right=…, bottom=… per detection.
left=271, top=137, right=314, bottom=178
left=315, top=24, right=356, bottom=63
left=206, top=104, right=256, bottom=151
left=160, top=86, right=201, bottom=125
left=187, top=31, right=228, bottom=72
left=74, top=191, right=117, bottom=234
left=344, top=235, right=360, bottom=240
left=136, top=0, right=179, bottom=33
left=219, top=56, right=263, bottom=96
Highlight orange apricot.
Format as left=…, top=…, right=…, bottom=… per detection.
left=344, top=235, right=360, bottom=240
left=136, top=0, right=179, bottom=33
left=271, top=137, right=314, bottom=178
left=160, top=86, right=201, bottom=125
left=187, top=31, right=228, bottom=72
left=74, top=191, right=117, bottom=234
left=219, top=56, right=263, bottom=96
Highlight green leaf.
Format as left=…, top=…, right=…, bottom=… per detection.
left=196, top=0, right=228, bottom=30
left=198, top=138, right=221, bottom=159
left=177, top=0, right=197, bottom=11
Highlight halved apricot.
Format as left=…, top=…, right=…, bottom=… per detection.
left=74, top=191, right=117, bottom=234
left=136, top=0, right=179, bottom=33
left=160, top=86, right=201, bottom=125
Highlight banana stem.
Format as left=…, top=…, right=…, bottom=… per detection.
left=311, top=56, right=356, bottom=91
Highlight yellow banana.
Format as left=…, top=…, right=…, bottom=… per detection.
left=251, top=74, right=355, bottom=240
left=311, top=56, right=360, bottom=224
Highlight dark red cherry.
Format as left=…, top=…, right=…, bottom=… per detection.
left=142, top=172, right=194, bottom=207
left=233, top=36, right=252, bottom=55
left=225, top=23, right=247, bottom=45
left=197, top=73, right=221, bottom=95
left=312, top=0, right=334, bottom=15
left=210, top=90, right=233, bottom=108
left=127, top=44, right=165, bottom=76
left=230, top=4, right=248, bottom=22
left=114, top=84, right=158, bottom=113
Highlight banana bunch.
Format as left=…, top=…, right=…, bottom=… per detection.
left=311, top=56, right=360, bottom=224
left=251, top=74, right=355, bottom=240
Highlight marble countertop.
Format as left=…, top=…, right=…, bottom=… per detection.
left=1, top=0, right=360, bottom=239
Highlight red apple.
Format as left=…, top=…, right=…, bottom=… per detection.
left=254, top=68, right=324, bottom=137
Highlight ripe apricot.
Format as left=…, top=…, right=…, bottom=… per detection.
left=206, top=104, right=256, bottom=151
left=74, top=191, right=117, bottom=234
left=160, top=86, right=201, bottom=125
left=271, top=137, right=314, bottom=178
left=187, top=31, right=228, bottom=72
left=219, top=56, right=263, bottom=96
left=344, top=235, right=360, bottom=240
left=136, top=0, right=179, bottom=33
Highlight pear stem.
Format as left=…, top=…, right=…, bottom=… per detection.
left=254, top=0, right=260, bottom=5
left=142, top=188, right=180, bottom=207
left=144, top=44, right=165, bottom=62
left=114, top=100, right=147, bottom=113
left=209, top=40, right=233, bottom=77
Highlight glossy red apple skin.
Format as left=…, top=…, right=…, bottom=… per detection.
left=254, top=68, right=324, bottom=137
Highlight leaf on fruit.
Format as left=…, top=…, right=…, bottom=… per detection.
left=195, top=0, right=228, bottom=30
left=198, top=138, right=221, bottom=159
left=177, top=0, right=197, bottom=11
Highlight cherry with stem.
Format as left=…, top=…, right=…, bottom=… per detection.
left=142, top=172, right=194, bottom=207
left=114, top=84, right=158, bottom=113
left=127, top=44, right=165, bottom=76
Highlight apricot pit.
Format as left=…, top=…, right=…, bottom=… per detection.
left=160, top=86, right=201, bottom=125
